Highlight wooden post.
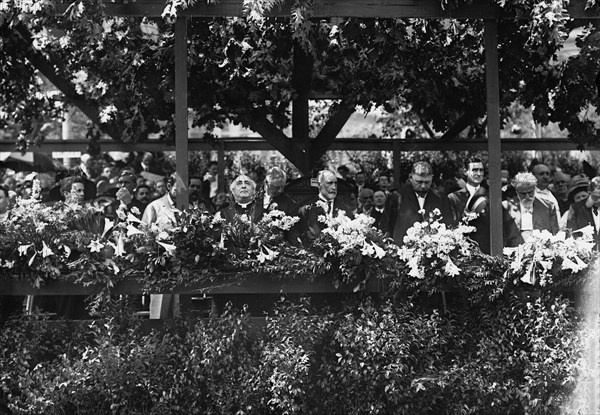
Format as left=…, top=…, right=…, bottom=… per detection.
left=485, top=19, right=503, bottom=256
left=218, top=140, right=225, bottom=193
left=393, top=138, right=401, bottom=189
left=175, top=16, right=188, bottom=209
left=292, top=41, right=312, bottom=175
left=150, top=16, right=187, bottom=320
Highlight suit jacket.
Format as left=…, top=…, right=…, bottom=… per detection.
left=502, top=197, right=559, bottom=236
left=218, top=200, right=263, bottom=224
left=255, top=190, right=299, bottom=218
left=566, top=200, right=600, bottom=248
left=142, top=194, right=180, bottom=229
left=392, top=184, right=454, bottom=245
left=448, top=187, right=475, bottom=224
left=465, top=203, right=523, bottom=254
left=298, top=195, right=354, bottom=240
left=363, top=206, right=387, bottom=233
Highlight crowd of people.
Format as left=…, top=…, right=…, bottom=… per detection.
left=1, top=153, right=600, bottom=254
left=3, top=151, right=600, bottom=319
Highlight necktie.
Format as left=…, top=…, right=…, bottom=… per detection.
left=328, top=201, right=333, bottom=214
left=593, top=206, right=598, bottom=216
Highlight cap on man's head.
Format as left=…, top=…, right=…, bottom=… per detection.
left=411, top=161, right=433, bottom=176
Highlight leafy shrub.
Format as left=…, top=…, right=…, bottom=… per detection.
left=0, top=294, right=584, bottom=415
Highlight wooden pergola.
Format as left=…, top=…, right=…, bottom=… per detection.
left=3, top=0, right=598, bottom=255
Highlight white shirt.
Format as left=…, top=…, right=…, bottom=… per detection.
left=263, top=194, right=272, bottom=209
left=466, top=184, right=480, bottom=196
left=203, top=173, right=218, bottom=198
left=416, top=193, right=426, bottom=210
left=520, top=201, right=534, bottom=242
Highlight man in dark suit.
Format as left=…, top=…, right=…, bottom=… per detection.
left=298, top=169, right=354, bottom=241
left=566, top=176, right=600, bottom=249
left=503, top=172, right=559, bottom=243
left=392, top=161, right=454, bottom=246
left=448, top=157, right=485, bottom=224
left=258, top=167, right=298, bottom=217
left=189, top=175, right=214, bottom=213
left=111, top=172, right=147, bottom=218
left=371, top=190, right=389, bottom=233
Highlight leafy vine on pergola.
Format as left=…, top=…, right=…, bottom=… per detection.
left=0, top=0, right=599, bottom=152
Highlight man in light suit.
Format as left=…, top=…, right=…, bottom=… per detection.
left=448, top=157, right=485, bottom=224
left=392, top=161, right=454, bottom=246
left=142, top=173, right=182, bottom=230
left=566, top=176, right=600, bottom=249
left=142, top=172, right=184, bottom=319
left=503, top=172, right=559, bottom=242
left=298, top=169, right=354, bottom=242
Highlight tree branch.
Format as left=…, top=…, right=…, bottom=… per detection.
left=12, top=22, right=122, bottom=140
left=248, top=111, right=308, bottom=174
left=309, top=101, right=355, bottom=165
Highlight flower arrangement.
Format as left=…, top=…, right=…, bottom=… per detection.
left=311, top=209, right=400, bottom=289
left=399, top=209, right=477, bottom=286
left=503, top=229, right=596, bottom=287
left=0, top=180, right=176, bottom=290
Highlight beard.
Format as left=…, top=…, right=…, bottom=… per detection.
left=520, top=197, right=534, bottom=208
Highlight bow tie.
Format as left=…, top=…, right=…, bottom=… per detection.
left=522, top=207, right=533, bottom=214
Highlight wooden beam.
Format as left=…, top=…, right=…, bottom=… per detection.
left=485, top=19, right=503, bottom=257
left=0, top=275, right=388, bottom=295
left=247, top=112, right=308, bottom=173
left=98, top=0, right=600, bottom=19
left=309, top=101, right=355, bottom=164
left=175, top=17, right=188, bottom=209
left=3, top=137, right=599, bottom=153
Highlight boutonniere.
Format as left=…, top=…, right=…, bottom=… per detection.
left=315, top=200, right=328, bottom=212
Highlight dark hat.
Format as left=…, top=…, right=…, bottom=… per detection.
left=567, top=174, right=590, bottom=204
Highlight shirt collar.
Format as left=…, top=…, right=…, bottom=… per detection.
left=466, top=183, right=480, bottom=195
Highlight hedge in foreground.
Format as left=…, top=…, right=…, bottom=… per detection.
left=0, top=294, right=582, bottom=415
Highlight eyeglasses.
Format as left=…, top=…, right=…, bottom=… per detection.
left=118, top=180, right=133, bottom=185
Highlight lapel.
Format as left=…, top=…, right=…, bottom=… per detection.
left=402, top=186, right=421, bottom=212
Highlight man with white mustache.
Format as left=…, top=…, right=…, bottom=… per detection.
left=503, top=172, right=559, bottom=242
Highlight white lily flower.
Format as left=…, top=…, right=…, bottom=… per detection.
left=157, top=241, right=176, bottom=256
left=88, top=239, right=104, bottom=253
left=126, top=224, right=144, bottom=237
left=41, top=241, right=54, bottom=258
left=18, top=244, right=34, bottom=256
